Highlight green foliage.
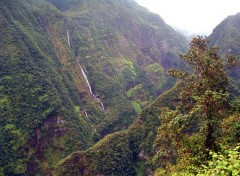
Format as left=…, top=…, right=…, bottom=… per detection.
left=168, top=36, right=237, bottom=151
left=0, top=124, right=27, bottom=175
left=153, top=108, right=181, bottom=167
left=221, top=114, right=240, bottom=145
left=74, top=106, right=81, bottom=113
left=198, top=144, right=240, bottom=176
left=127, top=84, right=143, bottom=98
left=153, top=37, right=240, bottom=175
left=154, top=144, right=240, bottom=176
left=131, top=101, right=142, bottom=115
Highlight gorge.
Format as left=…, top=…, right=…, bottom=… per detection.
left=0, top=0, right=239, bottom=175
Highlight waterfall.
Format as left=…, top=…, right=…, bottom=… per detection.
left=96, top=98, right=105, bottom=111
left=77, top=58, right=105, bottom=111
left=77, top=59, right=94, bottom=96
left=67, top=30, right=71, bottom=47
left=67, top=28, right=105, bottom=111
left=84, top=109, right=88, bottom=117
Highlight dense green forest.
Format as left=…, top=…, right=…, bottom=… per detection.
left=153, top=37, right=240, bottom=175
left=55, top=37, right=240, bottom=176
left=0, top=0, right=188, bottom=175
left=0, top=0, right=239, bottom=175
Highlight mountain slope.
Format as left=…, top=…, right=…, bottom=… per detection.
left=208, top=13, right=240, bottom=87
left=0, top=0, right=96, bottom=174
left=50, top=0, right=188, bottom=135
left=208, top=13, right=240, bottom=55
left=0, top=0, right=188, bottom=175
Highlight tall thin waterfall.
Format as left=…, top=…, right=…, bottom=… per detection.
left=96, top=97, right=105, bottom=111
left=77, top=58, right=105, bottom=111
left=67, top=30, right=71, bottom=47
left=67, top=28, right=105, bottom=111
left=77, top=59, right=94, bottom=96
left=84, top=109, right=88, bottom=117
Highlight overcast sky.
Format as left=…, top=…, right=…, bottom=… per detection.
left=135, top=0, right=240, bottom=35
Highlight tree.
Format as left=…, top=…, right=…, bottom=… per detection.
left=167, top=36, right=239, bottom=151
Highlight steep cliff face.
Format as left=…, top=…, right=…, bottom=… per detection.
left=0, top=0, right=188, bottom=175
left=0, top=0, right=94, bottom=175
left=208, top=13, right=240, bottom=87
left=49, top=0, right=188, bottom=135
left=208, top=13, right=240, bottom=55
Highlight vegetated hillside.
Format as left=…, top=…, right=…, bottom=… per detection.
left=208, top=12, right=240, bottom=87
left=0, top=0, right=189, bottom=175
left=208, top=13, right=240, bottom=55
left=56, top=34, right=240, bottom=175
left=50, top=0, right=189, bottom=136
left=0, top=0, right=96, bottom=175
left=55, top=81, right=182, bottom=176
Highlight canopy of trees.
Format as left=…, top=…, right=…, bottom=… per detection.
left=153, top=36, right=240, bottom=175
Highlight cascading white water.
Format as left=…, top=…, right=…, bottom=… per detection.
left=96, top=98, right=105, bottom=110
left=77, top=58, right=105, bottom=111
left=84, top=109, right=88, bottom=117
left=77, top=59, right=94, bottom=96
left=67, top=30, right=71, bottom=47
left=67, top=28, right=105, bottom=111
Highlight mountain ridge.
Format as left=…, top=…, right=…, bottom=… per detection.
left=208, top=12, right=240, bottom=88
